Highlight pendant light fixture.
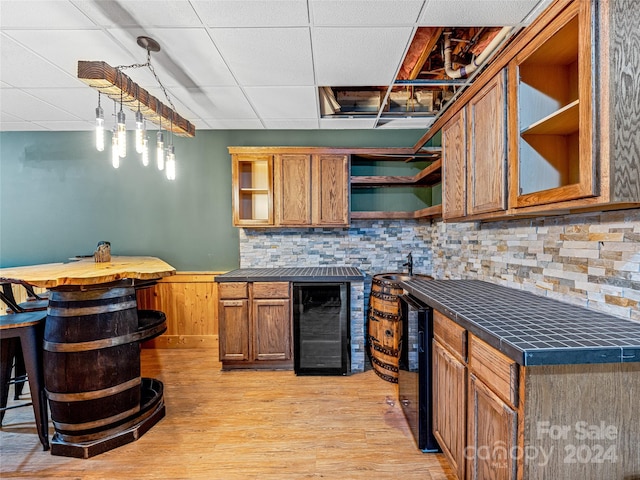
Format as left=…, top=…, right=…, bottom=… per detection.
left=95, top=92, right=104, bottom=152
left=111, top=101, right=120, bottom=169
left=80, top=36, right=192, bottom=180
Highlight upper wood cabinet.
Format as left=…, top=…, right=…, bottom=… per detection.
left=231, top=154, right=274, bottom=226
left=312, top=154, right=349, bottom=226
left=231, top=149, right=349, bottom=227
left=467, top=70, right=507, bottom=216
left=508, top=0, right=593, bottom=208
left=442, top=108, right=467, bottom=220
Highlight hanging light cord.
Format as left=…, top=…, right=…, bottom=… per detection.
left=115, top=48, right=177, bottom=112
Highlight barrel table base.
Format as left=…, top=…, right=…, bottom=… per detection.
left=50, top=378, right=165, bottom=458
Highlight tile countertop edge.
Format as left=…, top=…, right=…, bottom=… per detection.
left=214, top=268, right=366, bottom=283
left=400, top=281, right=636, bottom=367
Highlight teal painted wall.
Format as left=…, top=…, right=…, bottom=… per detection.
left=0, top=129, right=422, bottom=270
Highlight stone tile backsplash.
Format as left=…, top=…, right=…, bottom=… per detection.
left=426, top=209, right=640, bottom=322
left=239, top=209, right=640, bottom=323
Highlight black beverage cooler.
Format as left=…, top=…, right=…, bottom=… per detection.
left=398, top=294, right=439, bottom=452
left=293, top=282, right=350, bottom=375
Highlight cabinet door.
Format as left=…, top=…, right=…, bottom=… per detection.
left=467, top=374, right=518, bottom=480
left=508, top=1, right=595, bottom=208
left=218, top=299, right=250, bottom=362
left=312, top=154, right=349, bottom=226
left=252, top=299, right=291, bottom=361
left=467, top=70, right=507, bottom=215
left=232, top=154, right=274, bottom=226
left=433, top=340, right=467, bottom=480
left=275, top=154, right=312, bottom=226
left=442, top=108, right=467, bottom=219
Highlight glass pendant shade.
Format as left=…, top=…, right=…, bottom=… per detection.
left=135, top=111, right=145, bottom=154
left=117, top=110, right=127, bottom=158
left=156, top=130, right=165, bottom=170
left=95, top=106, right=105, bottom=152
left=166, top=145, right=176, bottom=180
left=141, top=135, right=149, bottom=166
left=111, top=129, right=120, bottom=168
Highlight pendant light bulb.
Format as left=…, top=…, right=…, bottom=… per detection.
left=117, top=110, right=127, bottom=158
left=135, top=110, right=145, bottom=154
left=166, top=145, right=176, bottom=180
left=111, top=128, right=120, bottom=168
left=141, top=135, right=149, bottom=166
left=95, top=105, right=105, bottom=152
left=156, top=130, right=165, bottom=170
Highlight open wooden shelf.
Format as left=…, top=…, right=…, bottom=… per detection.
left=520, top=99, right=579, bottom=136
left=350, top=204, right=442, bottom=220
left=351, top=148, right=442, bottom=163
left=350, top=159, right=441, bottom=187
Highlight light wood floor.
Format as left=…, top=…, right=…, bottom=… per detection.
left=1, top=348, right=454, bottom=480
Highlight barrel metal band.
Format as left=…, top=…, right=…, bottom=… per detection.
left=369, top=338, right=400, bottom=357
left=372, top=277, right=403, bottom=288
left=368, top=308, right=400, bottom=321
left=44, top=322, right=166, bottom=352
left=370, top=289, right=399, bottom=302
left=46, top=377, right=141, bottom=402
left=49, top=287, right=134, bottom=302
left=47, top=300, right=138, bottom=317
left=52, top=404, right=141, bottom=432
left=371, top=354, right=399, bottom=373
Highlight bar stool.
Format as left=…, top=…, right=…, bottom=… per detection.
left=0, top=283, right=48, bottom=400
left=0, top=311, right=49, bottom=450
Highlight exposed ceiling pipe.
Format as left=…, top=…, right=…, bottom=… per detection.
left=443, top=26, right=513, bottom=79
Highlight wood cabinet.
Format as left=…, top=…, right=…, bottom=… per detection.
left=274, top=153, right=349, bottom=226
left=467, top=71, right=507, bottom=216
left=218, top=281, right=292, bottom=369
left=433, top=339, right=467, bottom=480
left=442, top=108, right=467, bottom=220
left=231, top=148, right=349, bottom=227
left=231, top=154, right=274, bottom=226
left=508, top=0, right=593, bottom=208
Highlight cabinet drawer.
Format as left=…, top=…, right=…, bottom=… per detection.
left=218, top=282, right=248, bottom=299
left=433, top=310, right=467, bottom=362
left=252, top=282, right=289, bottom=299
left=468, top=334, right=519, bottom=407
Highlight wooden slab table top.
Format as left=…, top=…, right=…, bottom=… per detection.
left=0, top=256, right=176, bottom=289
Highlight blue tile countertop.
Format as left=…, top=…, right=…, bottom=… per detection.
left=214, top=267, right=365, bottom=283
left=401, top=279, right=640, bottom=367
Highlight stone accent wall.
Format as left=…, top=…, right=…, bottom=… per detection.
left=427, top=209, right=640, bottom=322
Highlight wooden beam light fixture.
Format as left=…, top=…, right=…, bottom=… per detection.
left=77, top=37, right=195, bottom=138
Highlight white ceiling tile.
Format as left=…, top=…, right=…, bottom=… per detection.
left=0, top=122, right=49, bottom=131
left=209, top=28, right=314, bottom=86
left=313, top=27, right=413, bottom=85
left=319, top=117, right=376, bottom=129
left=263, top=119, right=319, bottom=129
left=0, top=89, right=81, bottom=122
left=244, top=87, right=317, bottom=119
left=0, top=0, right=97, bottom=28
left=140, top=28, right=236, bottom=88
left=0, top=110, right=24, bottom=123
left=6, top=30, right=139, bottom=78
left=311, top=0, right=425, bottom=26
left=31, top=120, right=94, bottom=131
left=73, top=0, right=201, bottom=28
left=204, top=119, right=265, bottom=129
left=21, top=88, right=115, bottom=127
left=175, top=87, right=258, bottom=120
left=0, top=34, right=76, bottom=88
left=192, top=1, right=309, bottom=27
left=419, top=0, right=540, bottom=26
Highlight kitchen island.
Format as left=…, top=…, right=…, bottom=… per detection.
left=401, top=278, right=640, bottom=480
left=0, top=256, right=175, bottom=458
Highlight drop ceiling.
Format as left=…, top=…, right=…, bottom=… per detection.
left=0, top=0, right=551, bottom=132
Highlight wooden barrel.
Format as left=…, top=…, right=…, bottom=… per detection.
left=43, top=286, right=142, bottom=441
left=368, top=274, right=405, bottom=383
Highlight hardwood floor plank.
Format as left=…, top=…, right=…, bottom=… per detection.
left=1, top=348, right=454, bottom=479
